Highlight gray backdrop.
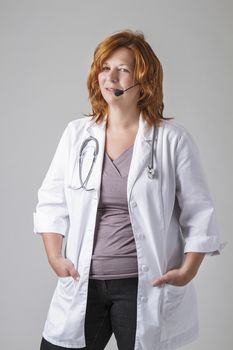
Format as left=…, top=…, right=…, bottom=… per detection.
left=0, top=0, right=232, bottom=349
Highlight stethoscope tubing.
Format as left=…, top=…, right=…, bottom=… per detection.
left=78, top=136, right=99, bottom=191
left=147, top=125, right=157, bottom=179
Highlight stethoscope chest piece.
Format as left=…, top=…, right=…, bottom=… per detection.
left=147, top=166, right=156, bottom=179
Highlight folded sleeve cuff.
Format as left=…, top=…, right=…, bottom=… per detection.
left=184, top=236, right=227, bottom=256
left=33, top=212, right=68, bottom=237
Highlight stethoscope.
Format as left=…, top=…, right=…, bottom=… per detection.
left=68, top=125, right=157, bottom=191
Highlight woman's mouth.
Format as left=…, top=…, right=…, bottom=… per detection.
left=106, top=88, right=116, bottom=93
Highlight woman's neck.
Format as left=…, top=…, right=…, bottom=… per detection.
left=106, top=106, right=141, bottom=132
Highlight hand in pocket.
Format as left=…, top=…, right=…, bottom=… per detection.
left=49, top=255, right=80, bottom=281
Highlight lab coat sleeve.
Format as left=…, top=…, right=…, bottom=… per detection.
left=175, top=131, right=225, bottom=256
left=33, top=125, right=70, bottom=237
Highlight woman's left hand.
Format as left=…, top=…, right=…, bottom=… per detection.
left=151, top=252, right=206, bottom=287
left=151, top=267, right=191, bottom=287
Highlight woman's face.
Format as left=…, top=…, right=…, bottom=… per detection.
left=98, top=47, right=140, bottom=108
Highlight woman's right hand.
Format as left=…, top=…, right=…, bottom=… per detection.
left=49, top=255, right=80, bottom=281
left=41, top=233, right=80, bottom=281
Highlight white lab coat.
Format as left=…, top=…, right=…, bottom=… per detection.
left=33, top=113, right=223, bottom=349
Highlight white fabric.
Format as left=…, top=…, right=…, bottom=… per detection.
left=33, top=113, right=224, bottom=349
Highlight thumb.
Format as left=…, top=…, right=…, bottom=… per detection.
left=151, top=274, right=168, bottom=287
left=68, top=265, right=80, bottom=281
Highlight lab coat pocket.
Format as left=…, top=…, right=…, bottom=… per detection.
left=57, top=276, right=75, bottom=300
left=67, top=151, right=81, bottom=190
left=160, top=283, right=188, bottom=341
left=45, top=277, right=76, bottom=334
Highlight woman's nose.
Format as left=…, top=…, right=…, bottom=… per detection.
left=107, top=69, right=119, bottom=82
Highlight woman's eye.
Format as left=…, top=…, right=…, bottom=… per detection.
left=101, top=66, right=129, bottom=73
left=119, top=68, right=129, bottom=72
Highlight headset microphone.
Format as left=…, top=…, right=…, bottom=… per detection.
left=114, top=83, right=139, bottom=96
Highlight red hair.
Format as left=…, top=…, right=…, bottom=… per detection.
left=86, top=29, right=173, bottom=127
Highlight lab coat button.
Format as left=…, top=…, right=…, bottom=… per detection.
left=141, top=296, right=148, bottom=303
left=141, top=265, right=149, bottom=272
left=131, top=201, right=137, bottom=208
left=137, top=233, right=145, bottom=240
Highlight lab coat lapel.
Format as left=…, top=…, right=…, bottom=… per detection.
left=127, top=113, right=155, bottom=201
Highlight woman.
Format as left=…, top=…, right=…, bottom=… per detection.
left=33, top=30, right=223, bottom=350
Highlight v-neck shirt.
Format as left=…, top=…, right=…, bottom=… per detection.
left=105, top=144, right=133, bottom=176
left=89, top=144, right=138, bottom=280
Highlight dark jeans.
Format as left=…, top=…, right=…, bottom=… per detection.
left=40, top=277, right=138, bottom=350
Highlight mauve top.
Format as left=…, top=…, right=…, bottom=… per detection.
left=89, top=145, right=138, bottom=280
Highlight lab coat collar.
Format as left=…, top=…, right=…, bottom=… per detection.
left=86, top=111, right=155, bottom=141
left=84, top=111, right=157, bottom=199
